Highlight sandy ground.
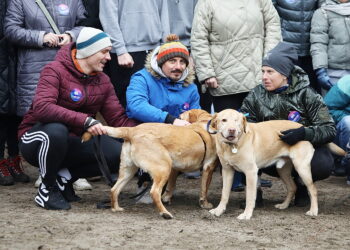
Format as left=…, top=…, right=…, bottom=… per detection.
left=1, top=163, right=350, bottom=250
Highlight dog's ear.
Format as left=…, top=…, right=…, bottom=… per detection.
left=180, top=110, right=190, bottom=122
left=242, top=114, right=247, bottom=133
left=208, top=113, right=218, bottom=133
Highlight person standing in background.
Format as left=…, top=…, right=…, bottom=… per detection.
left=167, top=0, right=212, bottom=114
left=0, top=0, right=29, bottom=186
left=99, top=0, right=170, bottom=108
left=273, top=0, right=324, bottom=94
left=310, top=0, right=350, bottom=95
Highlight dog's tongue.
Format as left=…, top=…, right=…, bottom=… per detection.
left=227, top=136, right=235, bottom=141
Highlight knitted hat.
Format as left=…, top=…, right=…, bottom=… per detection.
left=262, top=42, right=298, bottom=77
left=76, top=27, right=112, bottom=59
left=157, top=34, right=189, bottom=66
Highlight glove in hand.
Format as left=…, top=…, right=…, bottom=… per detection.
left=315, top=68, right=333, bottom=90
left=279, top=127, right=306, bottom=145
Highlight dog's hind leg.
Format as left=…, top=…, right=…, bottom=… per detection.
left=199, top=158, right=218, bottom=209
left=291, top=144, right=318, bottom=216
left=149, top=164, right=173, bottom=219
left=111, top=160, right=138, bottom=212
left=162, top=169, right=179, bottom=204
left=209, top=164, right=234, bottom=217
left=275, top=160, right=296, bottom=210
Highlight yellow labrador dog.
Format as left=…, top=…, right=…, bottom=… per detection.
left=102, top=110, right=217, bottom=219
left=208, top=109, right=345, bottom=220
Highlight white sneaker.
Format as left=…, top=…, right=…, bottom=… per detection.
left=73, top=178, right=92, bottom=191
left=135, top=187, right=153, bottom=204
left=34, top=175, right=42, bottom=188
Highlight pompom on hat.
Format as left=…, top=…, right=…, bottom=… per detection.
left=76, top=27, right=112, bottom=59
left=157, top=34, right=189, bottom=66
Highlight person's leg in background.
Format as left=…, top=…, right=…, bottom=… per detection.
left=0, top=114, right=14, bottom=185
left=334, top=116, right=350, bottom=180
left=296, top=56, right=320, bottom=94
left=19, top=123, right=71, bottom=210
left=6, top=115, right=29, bottom=183
left=109, top=51, right=148, bottom=108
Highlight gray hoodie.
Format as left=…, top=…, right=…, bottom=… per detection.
left=99, top=0, right=170, bottom=55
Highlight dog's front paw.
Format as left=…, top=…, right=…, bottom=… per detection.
left=199, top=200, right=213, bottom=209
left=275, top=203, right=289, bottom=210
left=160, top=212, right=173, bottom=219
left=306, top=210, right=318, bottom=217
left=237, top=212, right=252, bottom=220
left=209, top=207, right=225, bottom=217
left=111, top=207, right=124, bottom=212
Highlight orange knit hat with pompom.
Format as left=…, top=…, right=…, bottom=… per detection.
left=157, top=34, right=189, bottom=66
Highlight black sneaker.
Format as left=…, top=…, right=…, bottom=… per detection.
left=56, top=176, right=81, bottom=202
left=260, top=179, right=272, bottom=188
left=35, top=183, right=71, bottom=210
left=0, top=159, right=14, bottom=186
left=7, top=156, right=30, bottom=183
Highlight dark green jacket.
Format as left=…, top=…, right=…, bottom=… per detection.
left=241, top=66, right=336, bottom=146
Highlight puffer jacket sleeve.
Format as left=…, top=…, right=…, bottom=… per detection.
left=301, top=88, right=336, bottom=145
left=240, top=90, right=260, bottom=123
left=310, top=8, right=329, bottom=69
left=99, top=78, right=138, bottom=127
left=324, top=85, right=350, bottom=124
left=261, top=0, right=281, bottom=55
left=4, top=0, right=45, bottom=48
left=126, top=74, right=170, bottom=123
left=32, top=65, right=88, bottom=127
left=64, top=0, right=86, bottom=42
left=190, top=0, right=215, bottom=82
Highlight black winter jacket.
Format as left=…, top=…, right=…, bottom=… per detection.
left=241, top=66, right=336, bottom=146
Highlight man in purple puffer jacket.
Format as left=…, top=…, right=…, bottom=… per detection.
left=18, top=27, right=138, bottom=211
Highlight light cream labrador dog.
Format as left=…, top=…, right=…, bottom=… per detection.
left=91, top=109, right=217, bottom=219
left=208, top=109, right=344, bottom=220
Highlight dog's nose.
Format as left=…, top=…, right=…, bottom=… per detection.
left=228, top=128, right=236, bottom=135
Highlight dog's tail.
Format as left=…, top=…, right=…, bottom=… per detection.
left=105, top=126, right=130, bottom=140
left=81, top=126, right=130, bottom=143
left=327, top=142, right=346, bottom=157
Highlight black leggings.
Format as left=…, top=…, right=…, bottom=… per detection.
left=19, top=123, right=122, bottom=187
left=212, top=92, right=249, bottom=112
left=262, top=145, right=333, bottom=182
left=0, top=114, right=22, bottom=159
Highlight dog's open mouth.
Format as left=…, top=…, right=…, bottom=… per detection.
left=226, top=135, right=236, bottom=141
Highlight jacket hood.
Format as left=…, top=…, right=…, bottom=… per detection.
left=284, top=66, right=310, bottom=94
left=145, top=47, right=195, bottom=87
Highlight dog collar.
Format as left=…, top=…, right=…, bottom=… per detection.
left=206, top=120, right=217, bottom=134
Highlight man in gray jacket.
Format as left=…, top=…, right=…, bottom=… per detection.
left=99, top=0, right=170, bottom=108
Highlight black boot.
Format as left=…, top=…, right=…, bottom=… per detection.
left=294, top=183, right=310, bottom=207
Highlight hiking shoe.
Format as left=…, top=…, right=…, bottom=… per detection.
left=57, top=176, right=81, bottom=202
left=294, top=184, right=310, bottom=207
left=73, top=178, right=92, bottom=191
left=35, top=183, right=71, bottom=210
left=0, top=159, right=14, bottom=186
left=184, top=170, right=201, bottom=179
left=7, top=156, right=30, bottom=183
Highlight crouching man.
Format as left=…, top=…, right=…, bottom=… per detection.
left=18, top=27, right=137, bottom=210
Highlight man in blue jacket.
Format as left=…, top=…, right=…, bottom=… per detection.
left=126, top=34, right=201, bottom=203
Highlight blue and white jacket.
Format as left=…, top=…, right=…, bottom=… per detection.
left=126, top=48, right=200, bottom=123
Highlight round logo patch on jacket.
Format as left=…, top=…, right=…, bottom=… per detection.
left=70, top=88, right=83, bottom=102
left=181, top=102, right=190, bottom=112
left=57, top=4, right=70, bottom=16
left=288, top=111, right=301, bottom=122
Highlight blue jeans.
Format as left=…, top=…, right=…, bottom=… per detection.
left=335, top=116, right=350, bottom=167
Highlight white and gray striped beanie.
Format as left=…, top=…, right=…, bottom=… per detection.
left=76, top=27, right=112, bottom=59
